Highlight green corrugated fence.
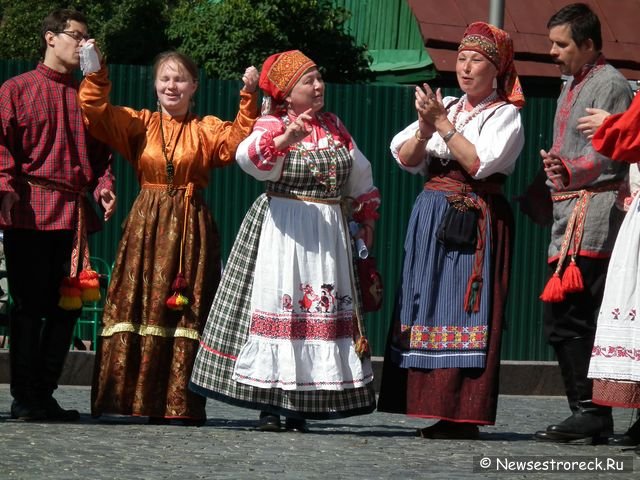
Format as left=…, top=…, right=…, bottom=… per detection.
left=0, top=60, right=557, bottom=360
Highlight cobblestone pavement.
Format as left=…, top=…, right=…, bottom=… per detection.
left=0, top=385, right=639, bottom=479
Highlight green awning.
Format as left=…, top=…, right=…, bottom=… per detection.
left=369, top=49, right=436, bottom=84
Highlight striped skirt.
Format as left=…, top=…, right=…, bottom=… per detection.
left=378, top=190, right=513, bottom=424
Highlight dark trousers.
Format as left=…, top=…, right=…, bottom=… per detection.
left=4, top=229, right=82, bottom=403
left=543, top=256, right=609, bottom=343
left=542, top=257, right=609, bottom=411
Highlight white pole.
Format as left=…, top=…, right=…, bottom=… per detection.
left=489, top=0, right=505, bottom=28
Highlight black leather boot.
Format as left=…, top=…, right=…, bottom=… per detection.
left=535, top=337, right=612, bottom=443
left=9, top=312, right=46, bottom=421
left=542, top=400, right=613, bottom=443
left=534, top=339, right=579, bottom=441
left=36, top=315, right=80, bottom=421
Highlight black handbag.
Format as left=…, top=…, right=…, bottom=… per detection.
left=436, top=195, right=480, bottom=249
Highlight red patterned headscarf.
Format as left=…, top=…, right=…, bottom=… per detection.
left=458, top=22, right=525, bottom=108
left=259, top=50, right=316, bottom=113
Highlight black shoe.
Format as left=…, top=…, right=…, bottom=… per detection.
left=285, top=418, right=309, bottom=433
left=10, top=400, right=46, bottom=421
left=611, top=433, right=640, bottom=446
left=611, top=417, right=640, bottom=446
left=179, top=418, right=206, bottom=427
left=41, top=397, right=80, bottom=422
left=416, top=421, right=479, bottom=440
left=534, top=409, right=612, bottom=444
left=148, top=417, right=171, bottom=425
left=258, top=412, right=281, bottom=432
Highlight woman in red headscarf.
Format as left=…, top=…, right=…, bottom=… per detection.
left=377, top=22, right=525, bottom=439
left=190, top=50, right=380, bottom=432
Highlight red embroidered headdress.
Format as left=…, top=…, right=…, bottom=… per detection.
left=259, top=50, right=316, bottom=113
left=459, top=22, right=525, bottom=108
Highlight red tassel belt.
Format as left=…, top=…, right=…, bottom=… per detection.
left=540, top=181, right=621, bottom=303
left=23, top=176, right=101, bottom=309
left=424, top=175, right=503, bottom=313
left=24, top=176, right=91, bottom=277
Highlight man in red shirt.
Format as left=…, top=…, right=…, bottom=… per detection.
left=0, top=9, right=116, bottom=421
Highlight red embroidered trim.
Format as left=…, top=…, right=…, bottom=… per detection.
left=402, top=324, right=488, bottom=350
left=249, top=310, right=355, bottom=340
left=592, top=345, right=640, bottom=361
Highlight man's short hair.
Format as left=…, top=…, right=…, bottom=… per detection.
left=39, top=9, right=88, bottom=58
left=547, top=2, right=602, bottom=51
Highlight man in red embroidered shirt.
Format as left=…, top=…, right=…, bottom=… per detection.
left=0, top=9, right=116, bottom=421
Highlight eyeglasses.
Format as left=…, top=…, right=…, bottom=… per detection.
left=58, top=30, right=90, bottom=42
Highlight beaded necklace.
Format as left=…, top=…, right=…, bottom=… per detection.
left=439, top=91, right=499, bottom=166
left=450, top=91, right=499, bottom=132
left=284, top=113, right=338, bottom=193
left=159, top=107, right=189, bottom=196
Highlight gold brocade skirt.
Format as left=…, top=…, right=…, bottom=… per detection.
left=91, top=187, right=221, bottom=419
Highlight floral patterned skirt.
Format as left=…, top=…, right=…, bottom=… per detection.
left=92, top=188, right=221, bottom=420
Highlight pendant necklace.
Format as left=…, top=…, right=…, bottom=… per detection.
left=284, top=113, right=338, bottom=193
left=159, top=107, right=189, bottom=196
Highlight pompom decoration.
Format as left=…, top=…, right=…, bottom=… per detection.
left=58, top=277, right=83, bottom=310
left=166, top=292, right=189, bottom=310
left=78, top=269, right=101, bottom=302
left=166, top=272, right=189, bottom=310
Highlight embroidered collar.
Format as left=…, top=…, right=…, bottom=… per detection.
left=572, top=54, right=606, bottom=85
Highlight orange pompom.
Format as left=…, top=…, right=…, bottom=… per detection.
left=58, top=277, right=83, bottom=310
left=59, top=295, right=83, bottom=310
left=81, top=287, right=101, bottom=302
left=78, top=269, right=100, bottom=289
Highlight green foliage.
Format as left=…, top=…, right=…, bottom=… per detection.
left=0, top=0, right=170, bottom=63
left=0, top=0, right=53, bottom=60
left=167, top=0, right=372, bottom=82
left=0, top=0, right=372, bottom=82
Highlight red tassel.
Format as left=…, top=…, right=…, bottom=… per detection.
left=540, top=272, right=565, bottom=302
left=171, top=272, right=188, bottom=291
left=561, top=260, right=584, bottom=293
